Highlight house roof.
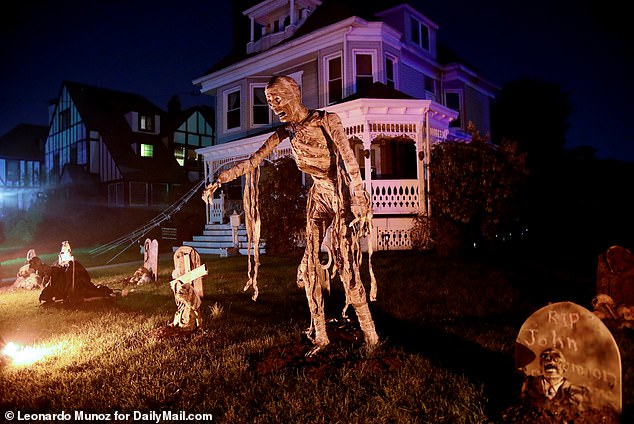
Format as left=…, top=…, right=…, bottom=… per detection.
left=62, top=81, right=188, bottom=184
left=200, top=0, right=467, bottom=78
left=162, top=104, right=215, bottom=135
left=0, top=123, right=48, bottom=161
left=338, top=82, right=415, bottom=103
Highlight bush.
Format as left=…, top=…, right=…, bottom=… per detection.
left=259, top=157, right=308, bottom=255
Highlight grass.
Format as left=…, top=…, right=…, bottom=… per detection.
left=0, top=250, right=632, bottom=423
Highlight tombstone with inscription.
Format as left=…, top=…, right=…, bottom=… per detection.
left=172, top=246, right=205, bottom=298
left=143, top=238, right=158, bottom=281
left=505, top=301, right=621, bottom=423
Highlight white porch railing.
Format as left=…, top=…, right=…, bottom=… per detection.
left=208, top=193, right=244, bottom=224
left=208, top=179, right=422, bottom=224
left=370, top=179, right=420, bottom=215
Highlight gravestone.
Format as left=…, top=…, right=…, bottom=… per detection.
left=172, top=246, right=204, bottom=298
left=143, top=238, right=159, bottom=281
left=515, top=301, right=621, bottom=419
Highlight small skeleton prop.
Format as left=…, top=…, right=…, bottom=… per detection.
left=168, top=248, right=207, bottom=332
left=58, top=241, right=73, bottom=266
left=129, top=267, right=154, bottom=285
left=169, top=278, right=202, bottom=332
left=203, top=75, right=379, bottom=354
left=12, top=249, right=42, bottom=290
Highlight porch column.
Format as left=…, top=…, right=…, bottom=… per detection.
left=424, top=111, right=432, bottom=216
left=204, top=158, right=211, bottom=225
left=362, top=119, right=372, bottom=191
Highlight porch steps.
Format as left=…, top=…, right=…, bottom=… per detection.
left=181, top=223, right=266, bottom=255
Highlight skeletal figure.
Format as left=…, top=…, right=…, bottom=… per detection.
left=203, top=75, right=378, bottom=354
left=169, top=279, right=202, bottom=332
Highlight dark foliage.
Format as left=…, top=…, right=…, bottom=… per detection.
left=427, top=124, right=529, bottom=255
left=259, top=156, right=308, bottom=255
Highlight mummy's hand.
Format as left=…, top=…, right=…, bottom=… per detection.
left=202, top=181, right=220, bottom=204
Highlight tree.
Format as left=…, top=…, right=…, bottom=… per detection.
left=493, top=79, right=571, bottom=174
left=258, top=156, right=308, bottom=255
left=424, top=123, right=528, bottom=255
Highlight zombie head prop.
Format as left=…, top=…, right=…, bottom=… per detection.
left=539, top=348, right=566, bottom=382
left=265, top=76, right=308, bottom=123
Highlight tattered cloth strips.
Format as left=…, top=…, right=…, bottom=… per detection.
left=242, top=167, right=261, bottom=301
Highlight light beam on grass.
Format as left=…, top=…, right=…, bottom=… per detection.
left=2, top=340, right=74, bottom=366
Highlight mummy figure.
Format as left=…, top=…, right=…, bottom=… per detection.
left=203, top=76, right=378, bottom=354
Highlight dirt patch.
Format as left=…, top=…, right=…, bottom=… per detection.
left=249, top=318, right=403, bottom=379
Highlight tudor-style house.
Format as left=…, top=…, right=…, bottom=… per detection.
left=190, top=0, right=498, bottom=252
left=0, top=124, right=48, bottom=215
left=45, top=81, right=214, bottom=208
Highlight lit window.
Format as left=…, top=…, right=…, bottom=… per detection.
left=252, top=86, right=269, bottom=125
left=139, top=114, right=154, bottom=132
left=355, top=53, right=373, bottom=95
left=174, top=146, right=185, bottom=166
left=445, top=91, right=463, bottom=128
left=141, top=144, right=154, bottom=157
left=327, top=56, right=342, bottom=104
left=226, top=89, right=241, bottom=130
left=411, top=17, right=430, bottom=51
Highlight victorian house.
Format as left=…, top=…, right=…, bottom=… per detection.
left=45, top=81, right=214, bottom=208
left=190, top=0, right=497, bottom=252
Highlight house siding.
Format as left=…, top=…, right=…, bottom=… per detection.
left=399, top=63, right=425, bottom=99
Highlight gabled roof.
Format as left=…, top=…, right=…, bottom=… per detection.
left=162, top=104, right=215, bottom=135
left=0, top=123, right=48, bottom=161
left=61, top=81, right=187, bottom=184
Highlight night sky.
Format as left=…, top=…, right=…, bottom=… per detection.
left=1, top=0, right=631, bottom=162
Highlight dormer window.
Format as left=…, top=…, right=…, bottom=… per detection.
left=411, top=17, right=430, bottom=51
left=139, top=114, right=154, bottom=132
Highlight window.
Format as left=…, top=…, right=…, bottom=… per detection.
left=326, top=56, right=342, bottom=104
left=226, top=89, right=241, bottom=130
left=424, top=76, right=436, bottom=94
left=6, top=160, right=19, bottom=183
left=411, top=17, right=430, bottom=51
left=58, top=108, right=71, bottom=131
left=355, top=53, right=374, bottom=95
left=252, top=86, right=269, bottom=125
left=139, top=114, right=154, bottom=132
left=445, top=91, right=463, bottom=128
left=141, top=143, right=154, bottom=157
left=385, top=56, right=395, bottom=89
left=174, top=146, right=186, bottom=166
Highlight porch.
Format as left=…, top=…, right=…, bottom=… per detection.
left=195, top=97, right=458, bottom=251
